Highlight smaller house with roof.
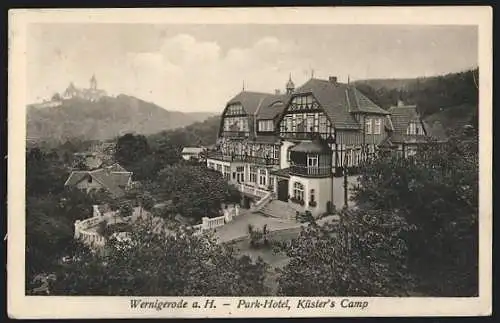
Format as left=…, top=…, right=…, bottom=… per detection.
left=64, top=163, right=133, bottom=198
left=181, top=147, right=207, bottom=161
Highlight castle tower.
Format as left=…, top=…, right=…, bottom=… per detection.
left=90, top=74, right=97, bottom=90
left=286, top=73, right=295, bottom=95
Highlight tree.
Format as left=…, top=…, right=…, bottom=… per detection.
left=276, top=208, right=413, bottom=296
left=50, top=222, right=269, bottom=296
left=115, top=133, right=150, bottom=168
left=154, top=165, right=236, bottom=221
left=119, top=202, right=133, bottom=219
left=26, top=147, right=68, bottom=196
left=351, top=131, right=478, bottom=296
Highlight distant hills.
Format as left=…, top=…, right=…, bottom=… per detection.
left=354, top=68, right=479, bottom=133
left=148, top=115, right=221, bottom=148
left=27, top=94, right=215, bottom=143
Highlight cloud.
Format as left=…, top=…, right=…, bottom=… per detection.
left=124, top=34, right=306, bottom=111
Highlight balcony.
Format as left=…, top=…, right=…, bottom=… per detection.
left=290, top=165, right=331, bottom=177
left=222, top=131, right=249, bottom=138
left=280, top=132, right=316, bottom=140
left=280, top=132, right=335, bottom=142
left=207, top=152, right=279, bottom=166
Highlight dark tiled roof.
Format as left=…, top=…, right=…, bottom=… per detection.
left=346, top=87, right=390, bottom=115
left=64, top=164, right=132, bottom=198
left=256, top=96, right=290, bottom=120
left=387, top=105, right=420, bottom=134
left=290, top=139, right=331, bottom=153
left=64, top=171, right=88, bottom=186
left=226, top=91, right=273, bottom=115
left=90, top=169, right=132, bottom=197
left=294, top=79, right=361, bottom=130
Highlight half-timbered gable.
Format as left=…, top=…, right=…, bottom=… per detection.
left=219, top=91, right=272, bottom=138
left=207, top=75, right=446, bottom=219
left=278, top=93, right=336, bottom=142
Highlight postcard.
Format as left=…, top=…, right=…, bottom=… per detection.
left=8, top=6, right=492, bottom=318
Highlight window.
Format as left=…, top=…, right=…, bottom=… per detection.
left=224, top=166, right=231, bottom=180
left=258, top=169, right=267, bottom=186
left=293, top=182, right=304, bottom=201
left=223, top=116, right=249, bottom=132
left=88, top=176, right=92, bottom=183
left=208, top=162, right=214, bottom=169
left=249, top=166, right=257, bottom=183
left=374, top=119, right=381, bottom=134
left=310, top=189, right=315, bottom=202
left=273, top=145, right=279, bottom=159
left=365, top=118, right=372, bottom=134
left=236, top=166, right=245, bottom=182
left=225, top=104, right=245, bottom=116
left=217, top=164, right=222, bottom=172
left=307, top=154, right=318, bottom=167
left=258, top=120, right=274, bottom=132
left=291, top=95, right=316, bottom=111
left=407, top=122, right=420, bottom=135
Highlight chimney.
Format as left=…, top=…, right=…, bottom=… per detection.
left=397, top=100, right=405, bottom=107
left=329, top=76, right=338, bottom=84
left=275, top=89, right=281, bottom=95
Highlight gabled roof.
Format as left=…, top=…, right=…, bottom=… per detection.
left=226, top=91, right=273, bottom=115
left=90, top=169, right=132, bottom=197
left=64, top=164, right=132, bottom=198
left=64, top=171, right=88, bottom=186
left=346, top=87, right=390, bottom=115
left=293, top=79, right=366, bottom=130
left=387, top=104, right=421, bottom=135
left=255, top=94, right=291, bottom=120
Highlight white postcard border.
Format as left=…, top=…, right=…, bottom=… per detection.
left=7, top=6, right=492, bottom=318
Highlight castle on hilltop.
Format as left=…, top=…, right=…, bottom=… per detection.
left=62, top=74, right=107, bottom=102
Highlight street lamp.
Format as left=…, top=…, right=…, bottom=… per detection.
left=343, top=148, right=350, bottom=209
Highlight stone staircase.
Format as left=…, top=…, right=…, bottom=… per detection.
left=258, top=200, right=298, bottom=221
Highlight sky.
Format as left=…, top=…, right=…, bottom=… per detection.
left=26, top=24, right=478, bottom=112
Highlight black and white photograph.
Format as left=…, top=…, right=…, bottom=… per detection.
left=8, top=7, right=492, bottom=318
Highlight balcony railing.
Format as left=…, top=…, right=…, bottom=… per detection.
left=222, top=131, right=249, bottom=138
left=290, top=165, right=331, bottom=177
left=280, top=131, right=335, bottom=142
left=207, top=152, right=279, bottom=166
left=280, top=132, right=316, bottom=140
